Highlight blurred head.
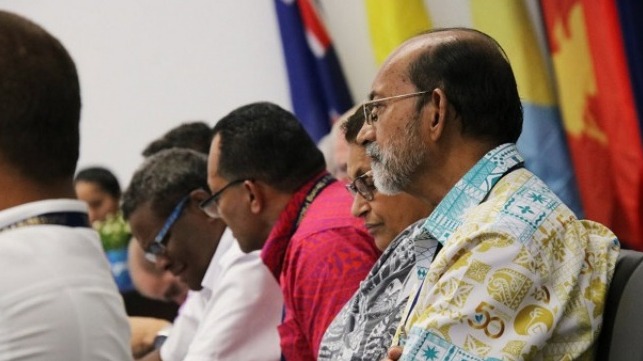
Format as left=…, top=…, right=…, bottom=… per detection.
left=357, top=28, right=522, bottom=196
left=122, top=149, right=226, bottom=290
left=343, top=109, right=430, bottom=251
left=318, top=107, right=358, bottom=182
left=127, top=239, right=189, bottom=305
left=74, top=167, right=121, bottom=223
left=142, top=121, right=212, bottom=157
left=0, top=11, right=80, bottom=188
left=206, top=102, right=325, bottom=252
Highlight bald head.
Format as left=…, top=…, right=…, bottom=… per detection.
left=424, top=28, right=521, bottom=143
left=356, top=28, right=523, bottom=202
left=386, top=28, right=523, bottom=145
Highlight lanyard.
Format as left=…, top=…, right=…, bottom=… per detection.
left=281, top=173, right=335, bottom=361
left=397, top=242, right=442, bottom=345
left=0, top=211, right=90, bottom=234
left=293, top=173, right=335, bottom=231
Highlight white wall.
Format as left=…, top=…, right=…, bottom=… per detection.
left=0, top=2, right=292, bottom=185
left=0, top=0, right=550, bottom=187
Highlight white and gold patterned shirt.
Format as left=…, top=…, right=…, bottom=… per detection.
left=395, top=143, right=619, bottom=361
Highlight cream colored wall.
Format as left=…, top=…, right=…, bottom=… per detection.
left=0, top=1, right=294, bottom=185
left=0, top=0, right=545, bottom=186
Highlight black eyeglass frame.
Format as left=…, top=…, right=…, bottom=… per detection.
left=199, top=179, right=246, bottom=218
left=345, top=170, right=376, bottom=201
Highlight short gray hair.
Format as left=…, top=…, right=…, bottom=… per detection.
left=122, top=148, right=208, bottom=219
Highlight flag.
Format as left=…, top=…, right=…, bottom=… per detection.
left=468, top=0, right=584, bottom=217
left=616, top=0, right=643, bottom=141
left=368, top=0, right=584, bottom=217
left=274, top=0, right=353, bottom=143
left=365, top=0, right=431, bottom=65
left=541, top=0, right=643, bottom=249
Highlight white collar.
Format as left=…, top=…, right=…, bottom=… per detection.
left=200, top=227, right=235, bottom=297
left=0, top=199, right=88, bottom=229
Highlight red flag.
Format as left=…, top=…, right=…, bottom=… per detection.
left=540, top=0, right=643, bottom=249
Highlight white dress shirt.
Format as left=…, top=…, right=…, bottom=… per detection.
left=0, top=199, right=132, bottom=361
left=160, top=228, right=283, bottom=361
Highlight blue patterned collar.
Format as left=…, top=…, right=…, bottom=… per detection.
left=422, top=143, right=524, bottom=245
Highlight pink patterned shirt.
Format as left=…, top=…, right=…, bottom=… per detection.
left=262, top=172, right=380, bottom=361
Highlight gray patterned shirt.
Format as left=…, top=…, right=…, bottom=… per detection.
left=318, top=219, right=438, bottom=361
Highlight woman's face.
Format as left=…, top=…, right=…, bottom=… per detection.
left=347, top=144, right=430, bottom=251
left=75, top=180, right=120, bottom=223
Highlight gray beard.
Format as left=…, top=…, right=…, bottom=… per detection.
left=366, top=141, right=422, bottom=196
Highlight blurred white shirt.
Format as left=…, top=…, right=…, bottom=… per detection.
left=160, top=228, right=282, bottom=361
left=0, top=199, right=132, bottom=361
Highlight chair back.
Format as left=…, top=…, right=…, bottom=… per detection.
left=597, top=249, right=643, bottom=360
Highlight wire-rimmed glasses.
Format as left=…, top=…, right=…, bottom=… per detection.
left=362, top=90, right=429, bottom=125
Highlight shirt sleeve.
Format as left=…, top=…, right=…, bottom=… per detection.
left=160, top=291, right=205, bottom=361
left=285, top=226, right=380, bottom=358
left=182, top=250, right=283, bottom=361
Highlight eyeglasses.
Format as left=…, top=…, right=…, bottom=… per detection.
left=362, top=90, right=429, bottom=126
left=346, top=170, right=376, bottom=201
left=199, top=179, right=245, bottom=218
left=145, top=196, right=189, bottom=263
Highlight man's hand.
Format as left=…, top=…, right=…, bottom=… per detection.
left=129, top=316, right=171, bottom=358
left=382, top=346, right=403, bottom=361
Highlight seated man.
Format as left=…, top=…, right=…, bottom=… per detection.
left=122, top=149, right=283, bottom=361
left=358, top=28, right=620, bottom=360
left=318, top=109, right=434, bottom=360
left=75, top=166, right=179, bottom=321
left=0, top=10, right=131, bottom=360
left=205, top=102, right=381, bottom=360
left=127, top=121, right=211, bottom=359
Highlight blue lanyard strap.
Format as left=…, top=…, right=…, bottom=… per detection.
left=0, top=211, right=91, bottom=234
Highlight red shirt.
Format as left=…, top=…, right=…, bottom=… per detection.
left=261, top=172, right=380, bottom=361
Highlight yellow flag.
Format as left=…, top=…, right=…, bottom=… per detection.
left=470, top=0, right=554, bottom=106
left=366, top=0, right=432, bottom=64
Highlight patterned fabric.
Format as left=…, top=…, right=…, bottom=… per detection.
left=396, top=143, right=620, bottom=361
left=318, top=219, right=439, bottom=361
left=261, top=171, right=380, bottom=361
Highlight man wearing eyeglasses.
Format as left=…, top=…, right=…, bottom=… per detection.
left=205, top=102, right=381, bottom=361
left=319, top=108, right=434, bottom=361
left=122, top=148, right=283, bottom=361
left=359, top=28, right=620, bottom=361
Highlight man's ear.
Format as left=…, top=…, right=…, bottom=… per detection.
left=188, top=189, right=210, bottom=217
left=427, top=88, right=450, bottom=142
left=244, top=180, right=264, bottom=215
left=189, top=188, right=210, bottom=204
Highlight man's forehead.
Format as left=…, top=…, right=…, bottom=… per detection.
left=370, top=32, right=459, bottom=97
left=382, top=31, right=460, bottom=71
